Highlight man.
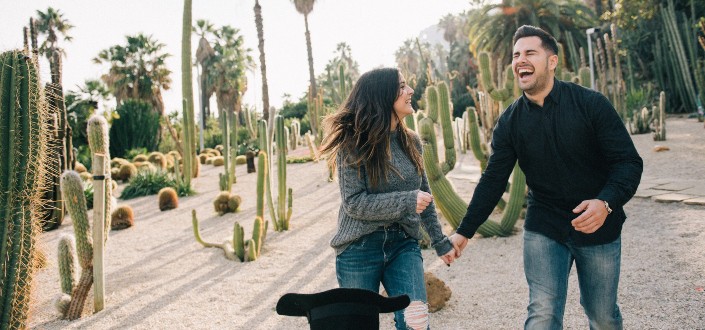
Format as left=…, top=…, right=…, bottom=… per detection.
left=450, top=25, right=642, bottom=329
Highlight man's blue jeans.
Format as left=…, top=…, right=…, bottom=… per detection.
left=336, top=225, right=427, bottom=330
left=523, top=230, right=623, bottom=330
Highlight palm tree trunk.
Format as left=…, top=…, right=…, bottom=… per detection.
left=303, top=13, right=317, bottom=99
left=254, top=0, right=271, bottom=121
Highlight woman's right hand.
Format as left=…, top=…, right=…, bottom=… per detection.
left=416, top=191, right=433, bottom=214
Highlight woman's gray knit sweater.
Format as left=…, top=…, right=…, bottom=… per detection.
left=330, top=130, right=454, bottom=257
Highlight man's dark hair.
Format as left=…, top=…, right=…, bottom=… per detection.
left=513, top=25, right=559, bottom=55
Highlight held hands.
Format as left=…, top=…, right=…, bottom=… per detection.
left=449, top=233, right=468, bottom=258
left=416, top=191, right=433, bottom=214
left=571, top=199, right=609, bottom=234
left=440, top=233, right=468, bottom=266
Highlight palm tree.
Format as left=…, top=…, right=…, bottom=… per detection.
left=468, top=0, right=596, bottom=68
left=254, top=0, right=272, bottom=122
left=94, top=34, right=172, bottom=114
left=395, top=39, right=422, bottom=80
left=35, top=7, right=75, bottom=230
left=206, top=25, right=255, bottom=117
left=36, top=7, right=73, bottom=84
left=66, top=79, right=112, bottom=147
left=194, top=19, right=216, bottom=150
left=292, top=0, right=318, bottom=101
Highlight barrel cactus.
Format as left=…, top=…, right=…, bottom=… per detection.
left=158, top=187, right=179, bottom=211
left=0, top=50, right=51, bottom=328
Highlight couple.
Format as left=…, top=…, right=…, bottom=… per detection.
left=319, top=26, right=643, bottom=330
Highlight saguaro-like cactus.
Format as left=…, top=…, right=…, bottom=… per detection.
left=479, top=51, right=515, bottom=110
left=419, top=117, right=525, bottom=236
left=0, top=50, right=50, bottom=329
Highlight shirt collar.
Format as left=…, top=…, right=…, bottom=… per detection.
left=520, top=78, right=561, bottom=107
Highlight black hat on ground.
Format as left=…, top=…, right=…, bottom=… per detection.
left=276, top=288, right=410, bottom=330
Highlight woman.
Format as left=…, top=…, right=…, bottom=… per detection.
left=320, top=67, right=456, bottom=330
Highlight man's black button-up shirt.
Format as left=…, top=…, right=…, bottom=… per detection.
left=456, top=79, right=643, bottom=246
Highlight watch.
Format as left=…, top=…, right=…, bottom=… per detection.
left=602, top=200, right=612, bottom=214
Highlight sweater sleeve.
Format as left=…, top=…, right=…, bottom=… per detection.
left=338, top=153, right=417, bottom=221
left=412, top=135, right=453, bottom=256
left=420, top=169, right=453, bottom=256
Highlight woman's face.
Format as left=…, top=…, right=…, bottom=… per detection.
left=392, top=73, right=414, bottom=122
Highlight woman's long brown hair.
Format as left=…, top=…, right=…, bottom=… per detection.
left=319, top=68, right=423, bottom=189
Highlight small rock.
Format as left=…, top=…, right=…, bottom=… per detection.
left=653, top=145, right=670, bottom=152
left=425, top=272, right=451, bottom=313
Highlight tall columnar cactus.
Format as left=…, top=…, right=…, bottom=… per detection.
left=58, top=172, right=94, bottom=320
left=55, top=115, right=111, bottom=320
left=219, top=109, right=232, bottom=192
left=404, top=111, right=417, bottom=131
left=87, top=115, right=112, bottom=240
left=328, top=63, right=350, bottom=105
left=436, top=81, right=456, bottom=174
left=192, top=210, right=268, bottom=262
left=424, top=85, right=439, bottom=123
left=289, top=119, right=300, bottom=150
left=229, top=111, right=238, bottom=184
left=0, top=50, right=50, bottom=329
left=653, top=91, right=667, bottom=141
left=307, top=86, right=322, bottom=140
left=419, top=117, right=525, bottom=236
left=274, top=116, right=293, bottom=231
left=466, top=105, right=490, bottom=172
left=181, top=0, right=197, bottom=185
left=661, top=0, right=697, bottom=112
left=256, top=151, right=267, bottom=220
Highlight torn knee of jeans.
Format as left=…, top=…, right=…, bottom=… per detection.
left=404, top=301, right=428, bottom=330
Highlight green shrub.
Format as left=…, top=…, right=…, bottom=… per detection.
left=109, top=99, right=161, bottom=158
left=75, top=144, right=93, bottom=171
left=120, top=170, right=195, bottom=200
left=84, top=180, right=94, bottom=210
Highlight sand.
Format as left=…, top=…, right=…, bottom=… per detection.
left=29, top=116, right=705, bottom=329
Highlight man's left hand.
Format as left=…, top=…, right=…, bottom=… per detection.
left=571, top=199, right=609, bottom=234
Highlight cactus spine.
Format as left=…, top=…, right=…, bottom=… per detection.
left=0, top=50, right=49, bottom=329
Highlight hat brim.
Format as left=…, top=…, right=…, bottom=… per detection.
left=276, top=288, right=410, bottom=316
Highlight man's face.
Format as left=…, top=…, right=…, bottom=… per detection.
left=512, top=36, right=557, bottom=94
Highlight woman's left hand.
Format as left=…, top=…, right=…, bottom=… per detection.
left=440, top=250, right=455, bottom=266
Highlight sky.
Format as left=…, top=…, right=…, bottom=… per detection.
left=1, top=0, right=473, bottom=116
